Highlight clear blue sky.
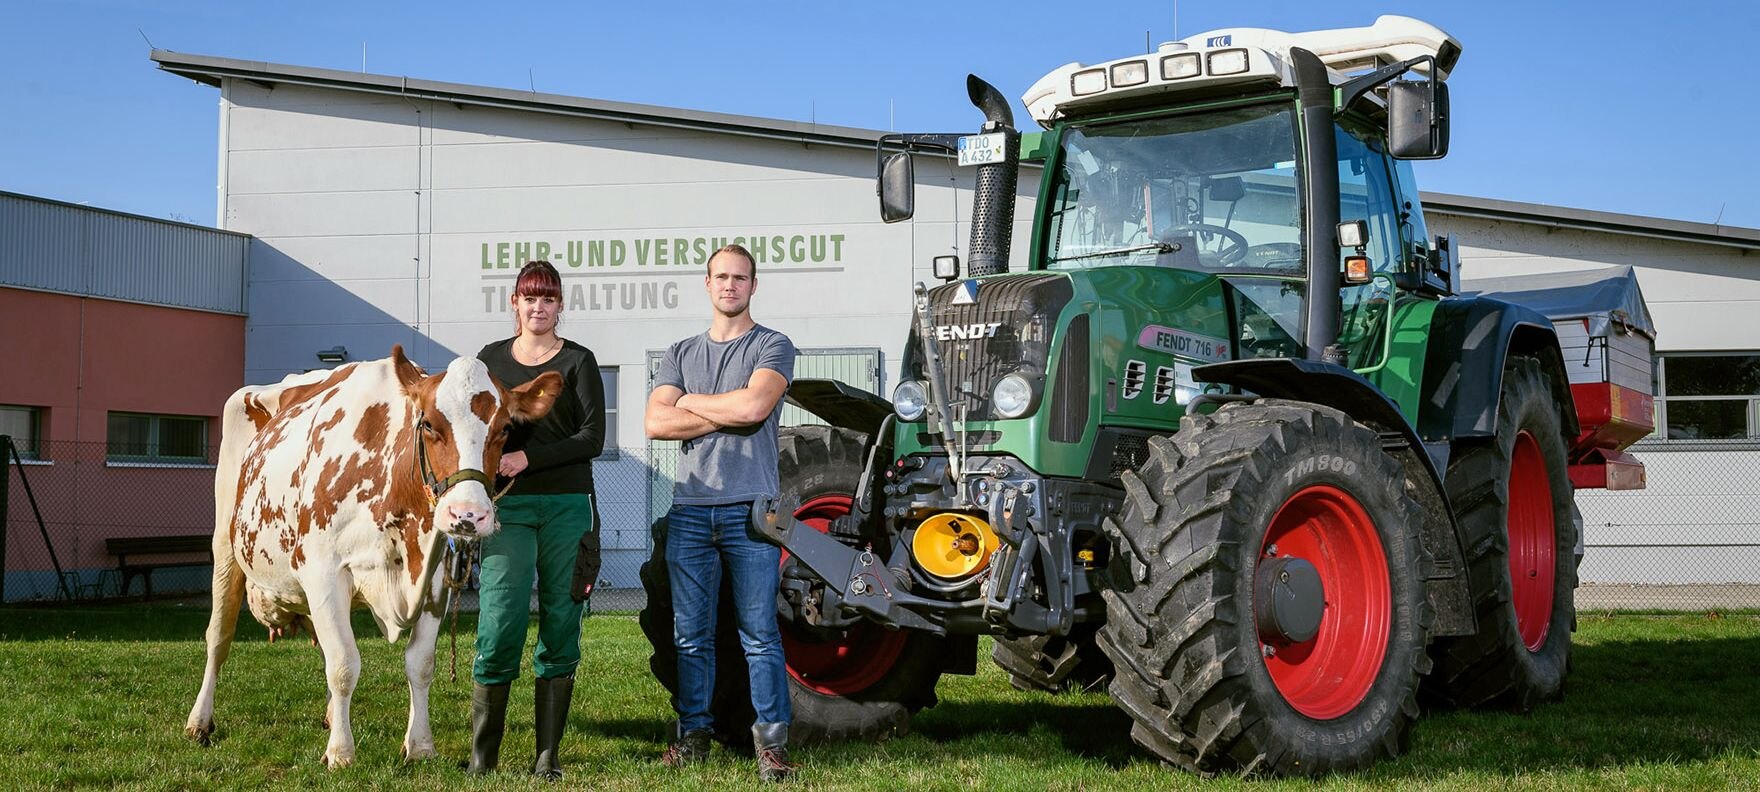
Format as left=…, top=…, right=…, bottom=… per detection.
left=5, top=0, right=1757, bottom=229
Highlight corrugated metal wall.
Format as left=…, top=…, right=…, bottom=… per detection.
left=0, top=191, right=248, bottom=315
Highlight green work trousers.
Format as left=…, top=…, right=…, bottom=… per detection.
left=473, top=493, right=595, bottom=685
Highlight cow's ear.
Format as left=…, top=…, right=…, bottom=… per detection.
left=390, top=345, right=425, bottom=390
left=507, top=371, right=564, bottom=421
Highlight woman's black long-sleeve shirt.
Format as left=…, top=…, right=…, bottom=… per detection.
left=477, top=337, right=605, bottom=496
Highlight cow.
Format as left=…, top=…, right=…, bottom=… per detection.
left=184, top=345, right=561, bottom=767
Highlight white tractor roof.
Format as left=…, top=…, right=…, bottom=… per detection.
left=1021, top=15, right=1461, bottom=127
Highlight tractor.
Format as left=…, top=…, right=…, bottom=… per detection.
left=640, top=15, right=1655, bottom=775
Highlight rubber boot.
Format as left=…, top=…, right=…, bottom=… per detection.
left=465, top=682, right=511, bottom=774
left=531, top=675, right=574, bottom=780
left=753, top=722, right=798, bottom=783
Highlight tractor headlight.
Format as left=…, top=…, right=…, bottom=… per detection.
left=892, top=380, right=929, bottom=422
left=992, top=373, right=1038, bottom=419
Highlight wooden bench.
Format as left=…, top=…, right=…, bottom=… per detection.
left=106, top=535, right=213, bottom=599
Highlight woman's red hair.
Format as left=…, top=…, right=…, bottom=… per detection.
left=513, top=260, right=563, bottom=300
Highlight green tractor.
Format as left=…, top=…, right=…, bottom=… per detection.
left=640, top=15, right=1654, bottom=775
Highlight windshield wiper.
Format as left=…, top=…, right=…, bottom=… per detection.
left=1051, top=240, right=1178, bottom=263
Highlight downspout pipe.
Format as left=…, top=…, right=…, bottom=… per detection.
left=966, top=75, right=1019, bottom=277
left=1292, top=48, right=1342, bottom=362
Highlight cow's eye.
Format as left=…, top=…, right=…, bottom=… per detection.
left=419, top=420, right=439, bottom=437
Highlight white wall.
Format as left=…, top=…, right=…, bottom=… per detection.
left=1431, top=213, right=1759, bottom=353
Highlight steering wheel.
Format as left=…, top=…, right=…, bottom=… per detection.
left=1160, top=224, right=1248, bottom=266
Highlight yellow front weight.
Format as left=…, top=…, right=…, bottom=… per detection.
left=910, top=512, right=1002, bottom=582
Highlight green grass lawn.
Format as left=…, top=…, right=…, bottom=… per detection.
left=0, top=603, right=1755, bottom=791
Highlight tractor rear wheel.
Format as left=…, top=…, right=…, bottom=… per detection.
left=639, top=425, right=944, bottom=747
left=1425, top=356, right=1577, bottom=710
left=1098, top=400, right=1433, bottom=776
left=992, top=624, right=1113, bottom=694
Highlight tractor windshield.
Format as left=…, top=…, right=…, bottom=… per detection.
left=1043, top=103, right=1304, bottom=272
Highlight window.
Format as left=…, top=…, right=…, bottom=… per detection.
left=1044, top=103, right=1304, bottom=272
left=1657, top=353, right=1760, bottom=440
left=1335, top=123, right=1402, bottom=369
left=107, top=412, right=210, bottom=464
left=599, top=367, right=619, bottom=457
left=1, top=405, right=43, bottom=460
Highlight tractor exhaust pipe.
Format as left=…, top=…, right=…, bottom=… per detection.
left=1291, top=48, right=1343, bottom=362
left=966, top=75, right=1019, bottom=278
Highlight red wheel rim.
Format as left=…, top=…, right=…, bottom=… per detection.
left=1508, top=431, right=1556, bottom=651
left=779, top=494, right=908, bottom=695
left=1259, top=485, right=1390, bottom=720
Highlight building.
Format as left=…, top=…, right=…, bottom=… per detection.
left=147, top=52, right=1760, bottom=595
left=1, top=191, right=248, bottom=600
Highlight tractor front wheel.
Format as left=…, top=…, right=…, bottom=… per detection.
left=1098, top=400, right=1433, bottom=776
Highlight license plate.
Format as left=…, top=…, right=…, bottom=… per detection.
left=956, top=133, right=1007, bottom=167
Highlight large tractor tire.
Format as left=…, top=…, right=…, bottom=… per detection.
left=1425, top=356, right=1577, bottom=711
left=992, top=624, right=1114, bottom=694
left=639, top=425, right=945, bottom=748
left=1097, top=400, right=1433, bottom=776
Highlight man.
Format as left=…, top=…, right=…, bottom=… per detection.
left=645, top=244, right=798, bottom=782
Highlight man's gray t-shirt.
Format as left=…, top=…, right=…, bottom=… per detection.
left=655, top=325, right=796, bottom=506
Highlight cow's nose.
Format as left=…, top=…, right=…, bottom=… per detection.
left=444, top=503, right=490, bottom=532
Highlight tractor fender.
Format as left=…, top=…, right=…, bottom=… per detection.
left=784, top=378, right=892, bottom=439
left=1417, top=297, right=1580, bottom=443
left=1193, top=358, right=1476, bottom=636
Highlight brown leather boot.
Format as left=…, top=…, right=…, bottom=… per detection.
left=753, top=722, right=797, bottom=783
left=660, top=723, right=711, bottom=768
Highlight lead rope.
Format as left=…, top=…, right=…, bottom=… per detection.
left=444, top=537, right=479, bottom=683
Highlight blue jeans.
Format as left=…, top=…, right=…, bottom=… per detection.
left=666, top=502, right=791, bottom=732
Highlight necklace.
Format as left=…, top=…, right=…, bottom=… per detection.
left=516, top=334, right=561, bottom=364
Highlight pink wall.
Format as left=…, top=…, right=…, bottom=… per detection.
left=3, top=287, right=243, bottom=583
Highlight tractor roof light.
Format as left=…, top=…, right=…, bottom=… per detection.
left=1070, top=68, right=1108, bottom=96
left=1161, top=52, right=1202, bottom=80
left=1110, top=60, right=1150, bottom=88
left=1207, top=48, right=1251, bottom=76
left=1022, top=15, right=1461, bottom=127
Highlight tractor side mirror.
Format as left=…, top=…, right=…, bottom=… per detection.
left=1388, top=80, right=1450, bottom=160
left=879, top=152, right=915, bottom=223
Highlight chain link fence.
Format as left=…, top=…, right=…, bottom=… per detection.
left=7, top=436, right=1759, bottom=611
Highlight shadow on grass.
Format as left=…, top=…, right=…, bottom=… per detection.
left=799, top=627, right=1760, bottom=778
left=909, top=694, right=1140, bottom=766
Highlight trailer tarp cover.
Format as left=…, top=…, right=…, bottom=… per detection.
left=1459, top=265, right=1656, bottom=340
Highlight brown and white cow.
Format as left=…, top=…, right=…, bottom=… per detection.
left=185, top=345, right=559, bottom=767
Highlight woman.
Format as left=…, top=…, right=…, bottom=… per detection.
left=469, top=260, right=606, bottom=780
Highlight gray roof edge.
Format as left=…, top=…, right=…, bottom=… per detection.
left=1421, top=191, right=1760, bottom=251
left=1, top=189, right=250, bottom=238
left=151, top=49, right=894, bottom=148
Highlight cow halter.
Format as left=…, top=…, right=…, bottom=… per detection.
left=413, top=411, right=511, bottom=506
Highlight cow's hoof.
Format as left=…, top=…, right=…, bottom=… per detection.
left=184, top=722, right=215, bottom=747
left=322, top=749, right=355, bottom=769
left=401, top=742, right=438, bottom=762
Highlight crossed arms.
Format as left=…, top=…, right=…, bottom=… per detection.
left=644, top=368, right=789, bottom=441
